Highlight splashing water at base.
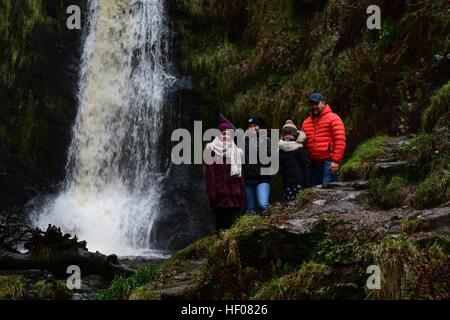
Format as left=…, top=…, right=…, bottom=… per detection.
left=34, top=0, right=176, bottom=257
left=37, top=184, right=163, bottom=256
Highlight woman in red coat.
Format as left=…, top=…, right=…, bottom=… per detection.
left=205, top=119, right=246, bottom=231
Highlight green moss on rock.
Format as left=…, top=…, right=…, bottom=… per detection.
left=400, top=217, right=432, bottom=235
left=370, top=236, right=450, bottom=300
left=370, top=176, right=409, bottom=209
left=129, top=286, right=161, bottom=300
left=0, top=275, right=24, bottom=300
left=96, top=266, right=160, bottom=300
left=413, top=169, right=450, bottom=209
left=422, top=81, right=450, bottom=133
left=35, top=279, right=72, bottom=300
left=294, top=189, right=314, bottom=208
left=341, top=135, right=390, bottom=181
left=253, top=262, right=335, bottom=300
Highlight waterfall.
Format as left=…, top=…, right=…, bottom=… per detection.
left=35, top=0, right=176, bottom=257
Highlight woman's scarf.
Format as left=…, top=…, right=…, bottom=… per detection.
left=207, top=136, right=243, bottom=177
left=278, top=130, right=307, bottom=152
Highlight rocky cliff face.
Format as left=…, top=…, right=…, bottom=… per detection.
left=174, top=0, right=449, bottom=148
left=0, top=0, right=85, bottom=209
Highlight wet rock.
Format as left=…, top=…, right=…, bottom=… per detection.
left=338, top=192, right=360, bottom=202
left=300, top=185, right=369, bottom=216
left=79, top=275, right=108, bottom=293
left=236, top=220, right=323, bottom=268
left=376, top=152, right=399, bottom=163
left=152, top=164, right=213, bottom=251
left=313, top=200, right=327, bottom=206
left=369, top=136, right=417, bottom=179
left=282, top=218, right=319, bottom=234
left=415, top=208, right=450, bottom=231
left=120, top=256, right=167, bottom=271
left=153, top=259, right=205, bottom=300
left=321, top=182, right=349, bottom=189
left=371, top=160, right=412, bottom=178
left=160, top=280, right=192, bottom=300
left=382, top=136, right=412, bottom=149
left=385, top=219, right=402, bottom=230
left=349, top=180, right=370, bottom=190
left=0, top=152, right=52, bottom=212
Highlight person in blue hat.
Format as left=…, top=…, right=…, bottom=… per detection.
left=301, top=93, right=347, bottom=186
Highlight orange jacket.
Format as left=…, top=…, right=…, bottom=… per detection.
left=301, top=105, right=346, bottom=164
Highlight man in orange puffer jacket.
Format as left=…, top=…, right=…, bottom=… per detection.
left=301, top=93, right=346, bottom=186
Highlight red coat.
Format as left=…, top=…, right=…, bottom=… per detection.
left=205, top=159, right=246, bottom=209
left=301, top=105, right=346, bottom=163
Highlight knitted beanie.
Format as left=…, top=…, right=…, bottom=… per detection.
left=282, top=120, right=298, bottom=136
left=218, top=119, right=234, bottom=132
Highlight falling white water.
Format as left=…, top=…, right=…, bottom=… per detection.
left=35, top=0, right=175, bottom=257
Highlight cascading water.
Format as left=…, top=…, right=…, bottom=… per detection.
left=35, top=0, right=177, bottom=256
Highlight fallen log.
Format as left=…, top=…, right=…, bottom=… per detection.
left=0, top=224, right=135, bottom=279
left=0, top=248, right=135, bottom=279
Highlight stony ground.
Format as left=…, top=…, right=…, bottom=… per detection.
left=122, top=136, right=449, bottom=300
left=136, top=180, right=448, bottom=300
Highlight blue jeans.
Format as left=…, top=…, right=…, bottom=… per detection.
left=311, top=160, right=338, bottom=186
left=246, top=183, right=270, bottom=214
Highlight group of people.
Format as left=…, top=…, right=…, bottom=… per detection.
left=205, top=93, right=347, bottom=231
